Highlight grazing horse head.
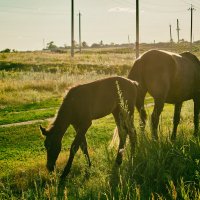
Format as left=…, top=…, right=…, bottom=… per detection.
left=40, top=125, right=61, bottom=172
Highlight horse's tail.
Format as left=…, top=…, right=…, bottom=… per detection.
left=109, top=127, right=119, bottom=149
left=128, top=58, right=143, bottom=84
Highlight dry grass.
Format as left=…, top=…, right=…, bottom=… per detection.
left=0, top=51, right=134, bottom=67
left=0, top=71, right=111, bottom=106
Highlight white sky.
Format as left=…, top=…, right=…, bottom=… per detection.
left=0, top=0, right=200, bottom=50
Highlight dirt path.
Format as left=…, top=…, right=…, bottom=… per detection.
left=0, top=101, right=155, bottom=128
left=0, top=118, right=53, bottom=128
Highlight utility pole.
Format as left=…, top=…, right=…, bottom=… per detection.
left=176, top=19, right=180, bottom=43
left=71, top=0, right=74, bottom=57
left=135, top=0, right=139, bottom=58
left=79, top=11, right=82, bottom=52
left=169, top=24, right=173, bottom=43
left=128, top=35, right=130, bottom=44
left=43, top=39, right=45, bottom=50
left=188, top=4, right=195, bottom=50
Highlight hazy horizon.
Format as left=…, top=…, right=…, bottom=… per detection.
left=0, top=0, right=200, bottom=51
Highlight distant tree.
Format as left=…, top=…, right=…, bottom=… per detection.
left=91, top=43, right=101, bottom=48
left=46, top=41, right=57, bottom=50
left=82, top=41, right=88, bottom=48
left=74, top=41, right=79, bottom=48
left=110, top=42, right=115, bottom=46
left=100, top=40, right=104, bottom=46
left=194, top=40, right=200, bottom=44
left=1, top=48, right=11, bottom=53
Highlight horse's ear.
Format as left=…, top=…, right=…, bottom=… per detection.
left=39, top=125, right=47, bottom=136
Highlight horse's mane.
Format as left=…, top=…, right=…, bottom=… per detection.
left=180, top=52, right=200, bottom=69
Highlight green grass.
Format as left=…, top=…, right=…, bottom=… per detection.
left=0, top=101, right=200, bottom=199
left=0, top=98, right=60, bottom=125
left=0, top=98, right=60, bottom=113
left=0, top=108, right=56, bottom=125
left=0, top=47, right=200, bottom=199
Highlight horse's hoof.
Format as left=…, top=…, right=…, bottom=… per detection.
left=152, top=135, right=158, bottom=141
left=60, top=175, right=65, bottom=181
left=87, top=160, right=92, bottom=167
left=60, top=173, right=67, bottom=181
left=194, top=132, right=198, bottom=137
left=116, top=160, right=122, bottom=166
left=59, top=178, right=65, bottom=183
left=115, top=157, right=122, bottom=166
left=171, top=134, right=176, bottom=141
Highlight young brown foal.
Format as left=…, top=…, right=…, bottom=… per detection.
left=40, top=76, right=138, bottom=179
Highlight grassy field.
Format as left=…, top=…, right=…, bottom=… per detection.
left=0, top=46, right=200, bottom=199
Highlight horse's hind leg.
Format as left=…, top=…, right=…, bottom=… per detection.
left=151, top=98, right=164, bottom=140
left=112, top=109, right=127, bottom=165
left=127, top=113, right=137, bottom=158
left=171, top=102, right=182, bottom=141
left=136, top=89, right=147, bottom=132
left=80, top=136, right=91, bottom=167
left=116, top=129, right=127, bottom=165
left=193, top=97, right=200, bottom=137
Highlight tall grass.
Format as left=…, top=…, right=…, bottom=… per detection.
left=0, top=71, right=110, bottom=106
left=1, top=48, right=200, bottom=199
left=1, top=86, right=199, bottom=199
left=1, top=134, right=199, bottom=199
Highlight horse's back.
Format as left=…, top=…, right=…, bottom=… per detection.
left=129, top=49, right=200, bottom=103
left=87, top=76, right=138, bottom=119
left=129, top=50, right=178, bottom=99
left=65, top=76, right=138, bottom=121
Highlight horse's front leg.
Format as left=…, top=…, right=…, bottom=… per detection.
left=193, top=98, right=200, bottom=137
left=60, top=134, right=81, bottom=179
left=151, top=99, right=164, bottom=140
left=171, top=103, right=182, bottom=140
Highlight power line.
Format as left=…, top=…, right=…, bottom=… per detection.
left=111, top=0, right=133, bottom=7
left=141, top=0, right=186, bottom=8
left=141, top=7, right=187, bottom=14
left=180, top=0, right=200, bottom=9
left=0, top=5, right=70, bottom=15
left=179, top=0, right=190, bottom=6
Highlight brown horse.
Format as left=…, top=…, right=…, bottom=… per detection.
left=40, top=76, right=138, bottom=179
left=128, top=49, right=200, bottom=140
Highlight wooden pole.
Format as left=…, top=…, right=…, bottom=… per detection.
left=79, top=11, right=82, bottom=52
left=71, top=0, right=74, bottom=57
left=135, top=0, right=139, bottom=58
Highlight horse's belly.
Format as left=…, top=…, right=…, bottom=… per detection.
left=165, top=95, right=192, bottom=104
left=166, top=71, right=195, bottom=103
left=91, top=102, right=115, bottom=120
left=166, top=88, right=194, bottom=103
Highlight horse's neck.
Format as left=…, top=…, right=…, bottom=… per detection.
left=51, top=102, right=70, bottom=140
left=51, top=120, right=69, bottom=140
